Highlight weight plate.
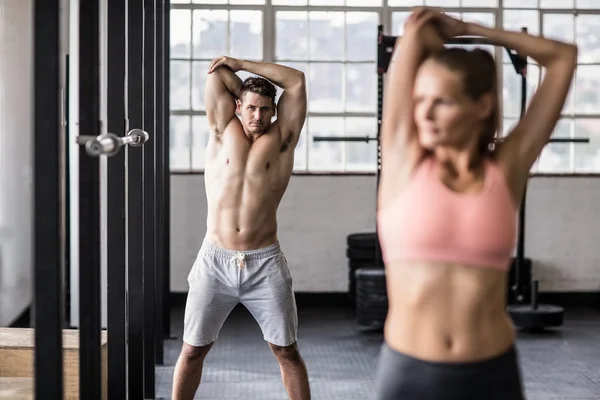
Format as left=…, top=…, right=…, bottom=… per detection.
left=355, top=268, right=386, bottom=278
left=507, top=304, right=564, bottom=329
left=349, top=260, right=379, bottom=270
left=347, top=232, right=378, bottom=249
left=346, top=247, right=382, bottom=262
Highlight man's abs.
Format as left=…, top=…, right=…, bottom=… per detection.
left=203, top=120, right=292, bottom=250
left=205, top=180, right=280, bottom=250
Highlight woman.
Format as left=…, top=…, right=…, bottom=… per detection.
left=375, top=8, right=577, bottom=400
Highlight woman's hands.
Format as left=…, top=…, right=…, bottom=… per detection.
left=403, top=7, right=468, bottom=43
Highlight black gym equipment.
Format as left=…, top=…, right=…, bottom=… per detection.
left=315, top=25, right=590, bottom=331
left=315, top=25, right=528, bottom=328
left=355, top=267, right=388, bottom=330
left=503, top=29, right=590, bottom=332
left=346, top=233, right=381, bottom=305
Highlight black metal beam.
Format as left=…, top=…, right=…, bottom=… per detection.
left=33, top=0, right=63, bottom=398
left=313, top=136, right=377, bottom=142
left=143, top=0, right=157, bottom=396
left=375, top=25, right=384, bottom=268
left=107, top=0, right=127, bottom=398
left=128, top=0, right=146, bottom=397
left=163, top=0, right=172, bottom=340
left=548, top=138, right=589, bottom=143
left=376, top=26, right=527, bottom=76
left=64, top=54, right=72, bottom=326
left=79, top=0, right=102, bottom=397
left=514, top=61, right=528, bottom=303
left=154, top=0, right=165, bottom=365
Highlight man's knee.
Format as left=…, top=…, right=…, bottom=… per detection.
left=179, top=341, right=213, bottom=364
left=269, top=342, right=303, bottom=364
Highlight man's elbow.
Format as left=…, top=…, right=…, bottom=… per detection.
left=205, top=71, right=222, bottom=88
left=294, top=70, right=306, bottom=88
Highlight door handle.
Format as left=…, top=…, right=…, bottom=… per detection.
left=77, top=129, right=150, bottom=157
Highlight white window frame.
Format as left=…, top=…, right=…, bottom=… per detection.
left=271, top=4, right=385, bottom=173
left=169, top=0, right=600, bottom=175
left=170, top=2, right=268, bottom=172
left=535, top=8, right=600, bottom=173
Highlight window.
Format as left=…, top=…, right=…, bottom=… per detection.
left=502, top=8, right=600, bottom=173
left=169, top=1, right=266, bottom=172
left=170, top=0, right=600, bottom=174
left=275, top=9, right=380, bottom=172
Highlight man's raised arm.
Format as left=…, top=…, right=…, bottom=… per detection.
left=240, top=61, right=307, bottom=148
left=204, top=61, right=243, bottom=137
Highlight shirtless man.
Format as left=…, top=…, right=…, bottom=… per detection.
left=171, top=56, right=310, bottom=400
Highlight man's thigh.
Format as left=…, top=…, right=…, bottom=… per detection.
left=183, top=252, right=239, bottom=347
left=241, top=252, right=298, bottom=347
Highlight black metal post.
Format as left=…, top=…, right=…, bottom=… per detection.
left=143, top=0, right=157, bottom=396
left=79, top=0, right=102, bottom=397
left=154, top=0, right=165, bottom=364
left=128, top=0, right=146, bottom=397
left=107, top=0, right=128, bottom=398
left=33, top=0, right=63, bottom=398
left=64, top=54, right=72, bottom=325
left=509, top=52, right=589, bottom=306
left=514, top=49, right=528, bottom=304
left=374, top=24, right=385, bottom=269
left=163, top=0, right=172, bottom=340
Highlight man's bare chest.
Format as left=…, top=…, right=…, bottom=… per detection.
left=208, top=133, right=283, bottom=176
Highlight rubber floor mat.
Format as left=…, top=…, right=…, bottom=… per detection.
left=156, top=305, right=600, bottom=400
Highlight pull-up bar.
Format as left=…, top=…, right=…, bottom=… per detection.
left=377, top=30, right=527, bottom=75
left=313, top=25, right=527, bottom=145
left=312, top=25, right=589, bottom=307
left=312, top=25, right=531, bottom=273
left=310, top=24, right=591, bottom=333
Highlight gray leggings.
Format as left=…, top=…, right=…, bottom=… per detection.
left=374, top=343, right=526, bottom=400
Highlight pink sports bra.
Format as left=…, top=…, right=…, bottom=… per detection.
left=377, top=157, right=518, bottom=271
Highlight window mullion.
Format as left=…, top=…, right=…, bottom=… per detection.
left=305, top=10, right=311, bottom=171
left=264, top=2, right=274, bottom=63
left=342, top=11, right=347, bottom=172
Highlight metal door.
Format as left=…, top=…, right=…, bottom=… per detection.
left=32, top=0, right=169, bottom=399
left=75, top=0, right=165, bottom=398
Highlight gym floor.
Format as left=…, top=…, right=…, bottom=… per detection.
left=156, top=303, right=600, bottom=400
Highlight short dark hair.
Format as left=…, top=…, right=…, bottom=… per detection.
left=240, top=76, right=277, bottom=104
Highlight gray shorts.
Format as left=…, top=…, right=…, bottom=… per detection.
left=183, top=240, right=298, bottom=347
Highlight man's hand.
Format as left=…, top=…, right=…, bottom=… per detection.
left=208, top=56, right=244, bottom=74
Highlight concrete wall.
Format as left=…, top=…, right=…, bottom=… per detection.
left=170, top=174, right=600, bottom=294
left=0, top=0, right=34, bottom=326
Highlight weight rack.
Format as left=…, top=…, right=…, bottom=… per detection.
left=314, top=24, right=527, bottom=272
left=313, top=24, right=589, bottom=309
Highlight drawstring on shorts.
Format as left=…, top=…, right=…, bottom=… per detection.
left=232, top=252, right=246, bottom=269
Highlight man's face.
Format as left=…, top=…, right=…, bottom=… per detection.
left=236, top=92, right=276, bottom=135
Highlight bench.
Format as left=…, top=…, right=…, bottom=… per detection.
left=0, top=328, right=107, bottom=400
